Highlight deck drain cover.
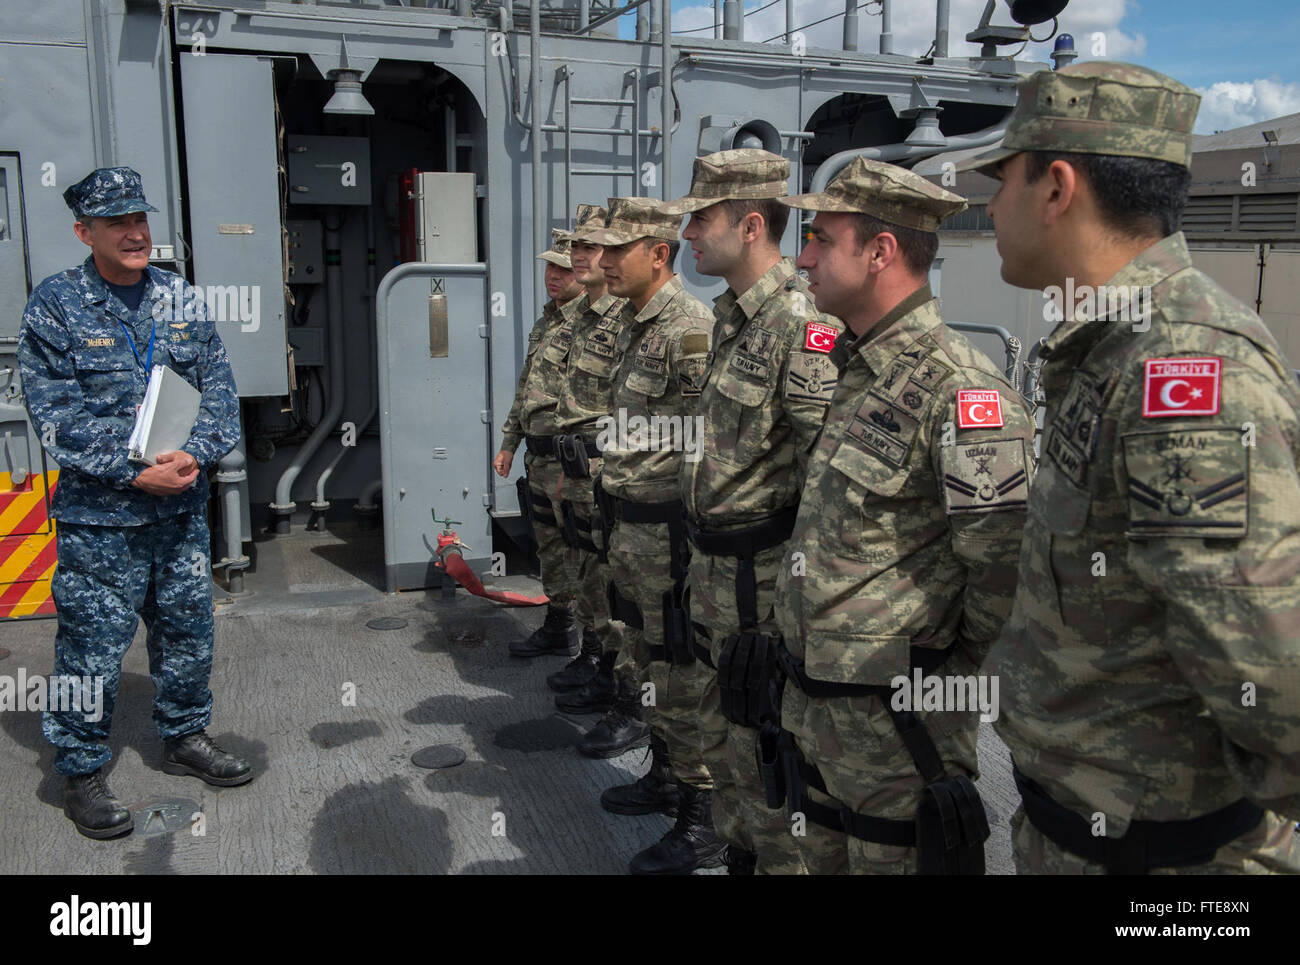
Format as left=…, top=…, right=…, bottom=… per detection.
left=132, top=798, right=202, bottom=837
left=366, top=617, right=408, bottom=631
left=411, top=745, right=467, bottom=770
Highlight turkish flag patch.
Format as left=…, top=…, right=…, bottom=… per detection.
left=1142, top=357, right=1221, bottom=417
left=804, top=321, right=837, bottom=353
left=957, top=389, right=1004, bottom=429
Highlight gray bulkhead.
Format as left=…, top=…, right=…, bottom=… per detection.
left=2, top=0, right=1041, bottom=595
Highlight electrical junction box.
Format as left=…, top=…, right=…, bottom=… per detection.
left=287, top=135, right=372, bottom=206
left=415, top=172, right=476, bottom=263
left=286, top=220, right=324, bottom=284
left=287, top=327, right=324, bottom=367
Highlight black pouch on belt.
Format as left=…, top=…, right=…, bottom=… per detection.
left=515, top=474, right=535, bottom=534
left=716, top=631, right=779, bottom=727
left=556, top=434, right=592, bottom=479
left=594, top=477, right=614, bottom=531
left=660, top=584, right=696, bottom=665
left=915, top=773, right=990, bottom=875
left=757, top=721, right=787, bottom=809
left=559, top=499, right=580, bottom=548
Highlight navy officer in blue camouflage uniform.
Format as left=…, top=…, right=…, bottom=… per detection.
left=18, top=167, right=252, bottom=839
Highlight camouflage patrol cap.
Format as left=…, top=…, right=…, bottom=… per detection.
left=659, top=149, right=790, bottom=215
left=781, top=157, right=966, bottom=232
left=569, top=203, right=609, bottom=244
left=63, top=166, right=159, bottom=219
left=537, top=228, right=574, bottom=269
left=583, top=197, right=682, bottom=246
left=957, top=62, right=1202, bottom=179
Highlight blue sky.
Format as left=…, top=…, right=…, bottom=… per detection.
left=613, top=0, right=1300, bottom=133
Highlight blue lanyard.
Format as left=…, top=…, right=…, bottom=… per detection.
left=117, top=317, right=155, bottom=373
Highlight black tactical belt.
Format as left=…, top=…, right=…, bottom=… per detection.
left=595, top=478, right=691, bottom=589
left=772, top=640, right=990, bottom=869
left=560, top=500, right=599, bottom=555
left=786, top=736, right=917, bottom=847
left=606, top=582, right=694, bottom=666
left=683, top=505, right=799, bottom=559
left=607, top=581, right=644, bottom=630
left=517, top=475, right=557, bottom=528
left=776, top=639, right=955, bottom=701
left=525, top=433, right=600, bottom=459
left=608, top=493, right=683, bottom=526
left=685, top=507, right=798, bottom=638
left=1013, top=767, right=1265, bottom=874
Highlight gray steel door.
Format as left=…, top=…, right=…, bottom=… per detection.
left=179, top=55, right=288, bottom=397
left=377, top=263, right=491, bottom=592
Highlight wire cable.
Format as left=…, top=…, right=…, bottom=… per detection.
left=673, top=0, right=785, bottom=36
left=1028, top=17, right=1059, bottom=44
left=760, top=0, right=879, bottom=44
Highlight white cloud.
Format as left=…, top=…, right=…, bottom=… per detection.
left=672, top=0, right=1139, bottom=60
left=1192, top=78, right=1300, bottom=134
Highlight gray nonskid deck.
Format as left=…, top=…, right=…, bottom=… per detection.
left=0, top=525, right=1017, bottom=874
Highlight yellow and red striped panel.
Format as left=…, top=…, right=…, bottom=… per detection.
left=0, top=470, right=58, bottom=618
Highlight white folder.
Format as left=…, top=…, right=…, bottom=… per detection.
left=127, top=364, right=202, bottom=465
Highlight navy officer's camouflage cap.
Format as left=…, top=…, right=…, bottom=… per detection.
left=63, top=166, right=159, bottom=219
left=781, top=157, right=967, bottom=232
left=537, top=228, right=574, bottom=268
left=660, top=149, right=790, bottom=215
left=957, top=62, right=1202, bottom=179
left=582, top=197, right=682, bottom=246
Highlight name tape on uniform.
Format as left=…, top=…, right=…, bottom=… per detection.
left=804, top=321, right=837, bottom=354
left=956, top=389, right=1004, bottom=429
left=1142, top=357, right=1221, bottom=417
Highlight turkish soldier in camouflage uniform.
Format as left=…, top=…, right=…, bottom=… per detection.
left=18, top=167, right=249, bottom=839
left=543, top=204, right=630, bottom=703
left=773, top=158, right=1037, bottom=873
left=961, top=62, right=1300, bottom=874
left=495, top=230, right=586, bottom=659
left=656, top=149, right=842, bottom=875
left=582, top=198, right=724, bottom=873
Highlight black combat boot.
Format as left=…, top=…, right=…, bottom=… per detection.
left=64, top=769, right=134, bottom=840
left=509, top=604, right=580, bottom=658
left=162, top=730, right=253, bottom=787
left=578, top=676, right=651, bottom=758
left=600, top=735, right=679, bottom=817
left=722, top=845, right=757, bottom=875
left=628, top=783, right=728, bottom=875
left=547, top=627, right=603, bottom=692
left=555, top=650, right=617, bottom=713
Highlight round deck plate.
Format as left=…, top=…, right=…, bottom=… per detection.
left=411, top=745, right=467, bottom=770
left=366, top=617, right=408, bottom=631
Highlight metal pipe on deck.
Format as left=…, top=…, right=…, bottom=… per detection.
left=217, top=438, right=248, bottom=593
left=649, top=0, right=661, bottom=44
left=723, top=0, right=741, bottom=40
left=271, top=214, right=348, bottom=532
left=879, top=0, right=893, bottom=53
left=714, top=0, right=722, bottom=39
left=786, top=0, right=795, bottom=44
left=844, top=0, right=859, bottom=51
left=936, top=0, right=950, bottom=57
left=311, top=208, right=380, bottom=517
left=661, top=0, right=671, bottom=200
left=808, top=120, right=1009, bottom=193
left=530, top=0, right=543, bottom=312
